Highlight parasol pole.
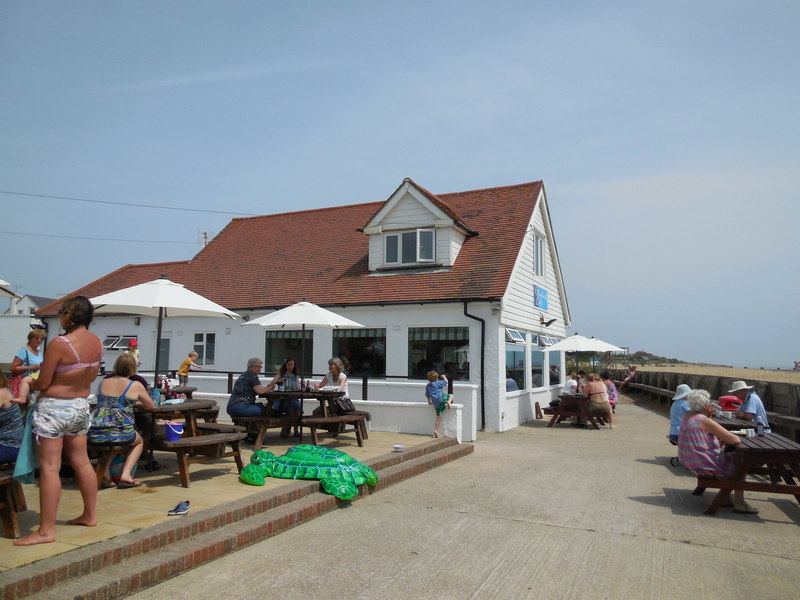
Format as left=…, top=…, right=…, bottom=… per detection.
left=300, top=323, right=306, bottom=388
left=154, top=306, right=164, bottom=388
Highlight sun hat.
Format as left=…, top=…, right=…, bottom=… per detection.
left=727, top=380, right=753, bottom=394
left=673, top=384, right=691, bottom=401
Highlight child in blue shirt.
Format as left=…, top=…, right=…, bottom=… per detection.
left=425, top=370, right=453, bottom=438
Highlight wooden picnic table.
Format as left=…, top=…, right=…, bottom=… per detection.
left=138, top=399, right=245, bottom=487
left=692, top=432, right=800, bottom=515
left=237, top=389, right=367, bottom=450
left=234, top=390, right=347, bottom=451
left=713, top=415, right=757, bottom=430
left=543, top=394, right=604, bottom=430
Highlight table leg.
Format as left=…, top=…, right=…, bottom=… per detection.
left=704, top=461, right=749, bottom=515
left=146, top=414, right=157, bottom=471
left=785, top=461, right=800, bottom=504
left=253, top=424, right=267, bottom=452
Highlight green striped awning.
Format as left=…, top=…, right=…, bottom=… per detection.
left=333, top=328, right=386, bottom=339
left=408, top=327, right=469, bottom=341
left=264, top=330, right=313, bottom=340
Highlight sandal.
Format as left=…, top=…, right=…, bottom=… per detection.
left=116, top=480, right=142, bottom=489
left=733, top=503, right=759, bottom=514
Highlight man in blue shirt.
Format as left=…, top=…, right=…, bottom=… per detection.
left=668, top=384, right=692, bottom=443
left=729, top=380, right=771, bottom=433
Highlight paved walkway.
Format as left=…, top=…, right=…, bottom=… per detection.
left=128, top=399, right=800, bottom=600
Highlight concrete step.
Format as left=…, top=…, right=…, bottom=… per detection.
left=3, top=438, right=471, bottom=600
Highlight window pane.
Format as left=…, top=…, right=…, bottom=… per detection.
left=385, top=235, right=398, bottom=263
left=332, top=328, right=386, bottom=377
left=548, top=351, right=562, bottom=385
left=264, top=330, right=313, bottom=377
left=505, top=343, right=524, bottom=391
left=102, top=336, right=121, bottom=349
left=205, top=333, right=216, bottom=365
left=401, top=232, right=416, bottom=263
left=531, top=347, right=544, bottom=388
left=418, top=230, right=434, bottom=261
left=408, top=327, right=469, bottom=380
left=534, top=235, right=544, bottom=276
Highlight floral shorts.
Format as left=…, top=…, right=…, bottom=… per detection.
left=32, top=397, right=91, bottom=439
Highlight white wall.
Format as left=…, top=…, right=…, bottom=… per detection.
left=0, top=315, right=35, bottom=366
left=50, top=295, right=556, bottom=436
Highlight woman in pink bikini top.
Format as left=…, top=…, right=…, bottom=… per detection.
left=16, top=295, right=104, bottom=547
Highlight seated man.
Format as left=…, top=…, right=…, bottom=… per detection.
left=668, top=384, right=691, bottom=443
left=729, top=380, right=770, bottom=433
left=560, top=373, right=579, bottom=395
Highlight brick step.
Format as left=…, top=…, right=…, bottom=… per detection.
left=3, top=438, right=471, bottom=600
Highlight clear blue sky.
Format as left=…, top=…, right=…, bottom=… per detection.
left=2, top=1, right=798, bottom=368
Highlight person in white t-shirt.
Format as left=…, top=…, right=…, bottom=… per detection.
left=561, top=373, right=579, bottom=395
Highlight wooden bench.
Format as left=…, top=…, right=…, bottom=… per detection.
left=627, top=383, right=674, bottom=403
left=231, top=415, right=302, bottom=452
left=151, top=432, right=246, bottom=487
left=302, top=415, right=366, bottom=447
left=196, top=422, right=246, bottom=435
left=344, top=410, right=370, bottom=440
left=0, top=467, right=27, bottom=539
left=692, top=473, right=800, bottom=515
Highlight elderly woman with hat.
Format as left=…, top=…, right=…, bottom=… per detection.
left=678, top=389, right=758, bottom=514
left=729, top=380, right=770, bottom=433
left=668, top=384, right=692, bottom=443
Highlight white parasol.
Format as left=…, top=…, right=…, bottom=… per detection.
left=547, top=334, right=625, bottom=353
left=90, top=275, right=239, bottom=386
left=242, top=301, right=365, bottom=378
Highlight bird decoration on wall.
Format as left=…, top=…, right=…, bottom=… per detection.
left=540, top=314, right=556, bottom=327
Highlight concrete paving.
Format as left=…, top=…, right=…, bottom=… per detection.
left=128, top=399, right=800, bottom=600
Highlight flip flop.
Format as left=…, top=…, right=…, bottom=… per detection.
left=116, top=480, right=142, bottom=489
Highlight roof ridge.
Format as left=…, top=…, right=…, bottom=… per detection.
left=232, top=200, right=384, bottom=222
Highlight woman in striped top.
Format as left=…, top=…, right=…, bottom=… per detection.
left=0, top=371, right=23, bottom=463
left=677, top=389, right=758, bottom=514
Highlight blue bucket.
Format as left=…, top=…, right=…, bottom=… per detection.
left=165, top=421, right=184, bottom=442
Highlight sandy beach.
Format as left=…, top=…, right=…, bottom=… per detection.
left=638, top=364, right=800, bottom=385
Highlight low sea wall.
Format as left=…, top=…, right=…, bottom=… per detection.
left=610, top=368, right=800, bottom=440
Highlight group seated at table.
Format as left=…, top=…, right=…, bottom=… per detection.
left=677, top=389, right=758, bottom=514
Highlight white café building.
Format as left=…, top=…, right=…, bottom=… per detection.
left=38, top=179, right=571, bottom=442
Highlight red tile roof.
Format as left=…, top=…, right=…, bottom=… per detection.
left=38, top=180, right=543, bottom=316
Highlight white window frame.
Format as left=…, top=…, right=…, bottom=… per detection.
left=505, top=328, right=525, bottom=343
left=384, top=229, right=436, bottom=266
left=193, top=332, right=216, bottom=366
left=533, top=233, right=544, bottom=277
left=102, top=334, right=138, bottom=351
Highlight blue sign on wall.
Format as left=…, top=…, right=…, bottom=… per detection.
left=533, top=285, right=548, bottom=310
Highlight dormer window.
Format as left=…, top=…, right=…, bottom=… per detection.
left=384, top=229, right=435, bottom=265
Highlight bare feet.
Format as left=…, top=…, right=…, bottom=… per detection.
left=13, top=530, right=55, bottom=546
left=434, top=432, right=439, bottom=438
left=67, top=515, right=97, bottom=527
